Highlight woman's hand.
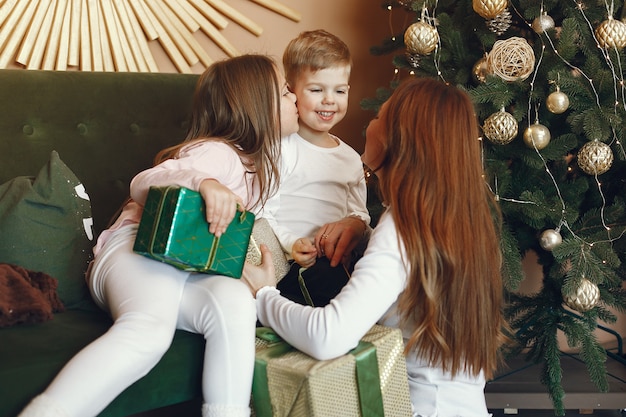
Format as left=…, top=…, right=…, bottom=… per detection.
left=315, top=216, right=367, bottom=267
left=199, top=179, right=244, bottom=236
left=291, top=237, right=317, bottom=268
left=242, top=244, right=276, bottom=297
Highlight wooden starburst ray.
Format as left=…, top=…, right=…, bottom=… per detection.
left=0, top=0, right=301, bottom=73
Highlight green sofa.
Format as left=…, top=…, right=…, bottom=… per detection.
left=0, top=69, right=206, bottom=417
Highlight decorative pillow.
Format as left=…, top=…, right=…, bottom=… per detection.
left=0, top=151, right=93, bottom=308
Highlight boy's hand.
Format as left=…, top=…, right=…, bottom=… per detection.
left=291, top=237, right=318, bottom=268
left=199, top=179, right=244, bottom=237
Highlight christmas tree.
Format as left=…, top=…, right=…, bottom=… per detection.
left=363, top=0, right=626, bottom=414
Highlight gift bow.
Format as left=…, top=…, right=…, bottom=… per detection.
left=252, top=327, right=384, bottom=417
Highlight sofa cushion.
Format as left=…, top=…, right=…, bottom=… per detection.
left=0, top=307, right=204, bottom=417
left=0, top=150, right=93, bottom=308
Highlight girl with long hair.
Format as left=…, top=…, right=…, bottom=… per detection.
left=19, top=54, right=299, bottom=417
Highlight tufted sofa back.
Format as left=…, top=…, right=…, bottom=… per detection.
left=0, top=69, right=199, bottom=236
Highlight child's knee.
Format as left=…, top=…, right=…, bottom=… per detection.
left=112, top=312, right=175, bottom=357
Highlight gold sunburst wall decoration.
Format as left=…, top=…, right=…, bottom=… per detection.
left=0, top=0, right=301, bottom=73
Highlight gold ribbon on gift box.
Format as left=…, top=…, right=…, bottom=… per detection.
left=252, top=327, right=384, bottom=417
left=148, top=187, right=252, bottom=271
left=134, top=185, right=254, bottom=278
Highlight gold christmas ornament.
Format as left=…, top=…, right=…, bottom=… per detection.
left=483, top=110, right=518, bottom=145
left=546, top=87, right=570, bottom=114
left=473, top=0, right=508, bottom=20
left=563, top=278, right=600, bottom=313
left=404, top=21, right=439, bottom=55
left=577, top=140, right=614, bottom=175
left=472, top=55, right=491, bottom=83
left=523, top=123, right=551, bottom=150
left=487, top=37, right=536, bottom=81
left=539, top=229, right=562, bottom=251
left=595, top=17, right=626, bottom=49
left=532, top=13, right=555, bottom=34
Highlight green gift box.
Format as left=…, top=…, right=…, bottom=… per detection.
left=133, top=186, right=255, bottom=278
left=252, top=324, right=413, bottom=417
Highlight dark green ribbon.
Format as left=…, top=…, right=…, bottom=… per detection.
left=252, top=328, right=294, bottom=417
left=351, top=340, right=385, bottom=416
left=297, top=267, right=315, bottom=306
left=252, top=328, right=384, bottom=417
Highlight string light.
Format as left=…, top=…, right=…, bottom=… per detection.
left=491, top=1, right=626, bottom=256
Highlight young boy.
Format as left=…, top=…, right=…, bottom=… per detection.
left=261, top=29, right=370, bottom=306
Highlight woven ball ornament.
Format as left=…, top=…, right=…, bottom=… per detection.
left=577, top=140, right=614, bottom=175
left=483, top=110, right=518, bottom=145
left=404, top=21, right=439, bottom=55
left=487, top=37, right=536, bottom=81
left=563, top=278, right=600, bottom=313
left=523, top=123, right=551, bottom=150
left=473, top=0, right=508, bottom=19
left=595, top=18, right=626, bottom=49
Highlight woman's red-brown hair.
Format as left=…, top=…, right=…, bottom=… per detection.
left=376, top=77, right=506, bottom=379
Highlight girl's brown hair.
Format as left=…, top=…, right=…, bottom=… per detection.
left=154, top=54, right=282, bottom=209
left=377, top=77, right=506, bottom=379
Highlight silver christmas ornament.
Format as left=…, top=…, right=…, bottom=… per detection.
left=487, top=10, right=512, bottom=35
left=483, top=110, right=518, bottom=145
left=563, top=278, right=600, bottom=313
left=539, top=229, right=562, bottom=251
left=577, top=140, right=614, bottom=175
left=523, top=123, right=551, bottom=150
left=532, top=13, right=555, bottom=34
left=546, top=87, right=570, bottom=114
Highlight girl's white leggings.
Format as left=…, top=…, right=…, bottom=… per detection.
left=43, top=224, right=256, bottom=417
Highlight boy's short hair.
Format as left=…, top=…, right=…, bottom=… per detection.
left=283, top=29, right=352, bottom=86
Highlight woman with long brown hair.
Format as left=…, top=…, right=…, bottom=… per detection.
left=244, top=77, right=507, bottom=416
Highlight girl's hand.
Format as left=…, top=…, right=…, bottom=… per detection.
left=199, top=179, right=244, bottom=236
left=242, top=244, right=276, bottom=296
left=291, top=237, right=317, bottom=268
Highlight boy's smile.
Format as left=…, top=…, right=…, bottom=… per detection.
left=291, top=65, right=350, bottom=144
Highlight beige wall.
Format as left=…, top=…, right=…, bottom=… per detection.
left=146, top=0, right=396, bottom=152
left=5, top=1, right=396, bottom=150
